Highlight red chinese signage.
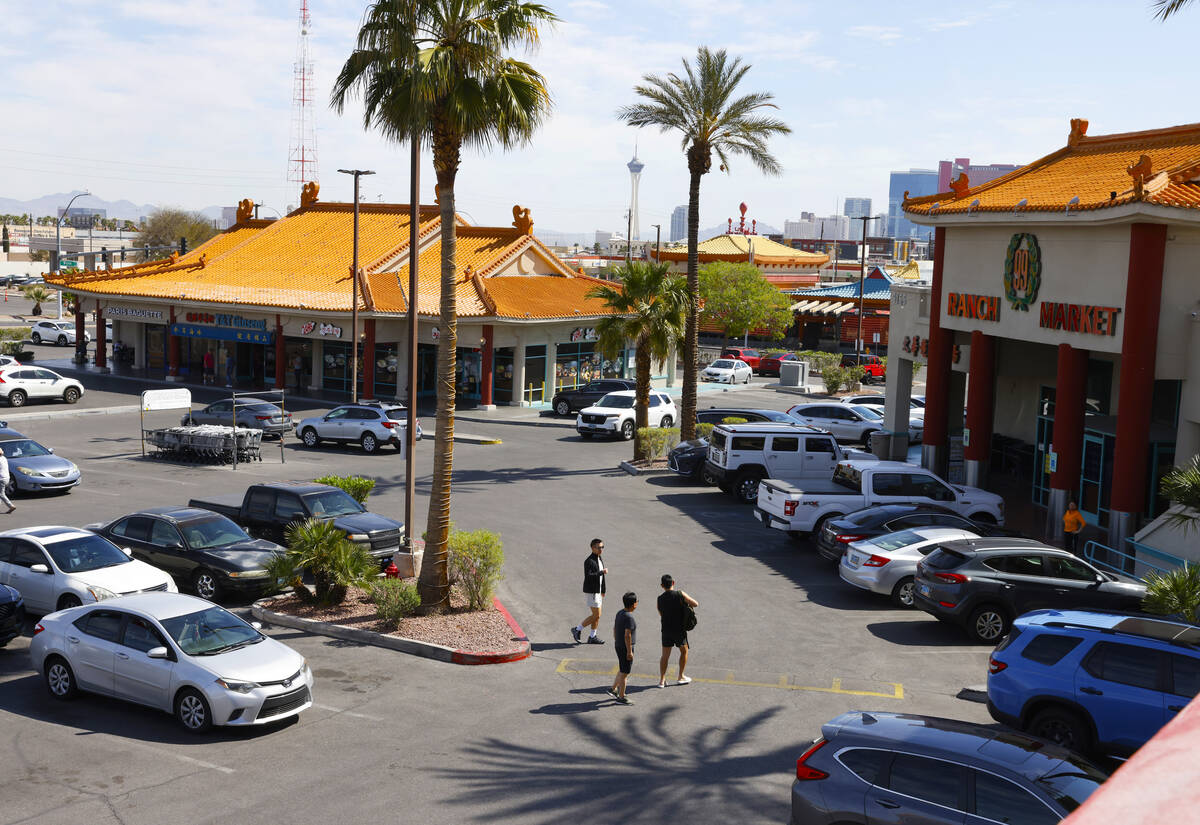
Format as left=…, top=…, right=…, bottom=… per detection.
left=1038, top=302, right=1120, bottom=336
left=947, top=292, right=1000, bottom=322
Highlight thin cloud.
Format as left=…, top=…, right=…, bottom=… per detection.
left=846, top=25, right=902, bottom=43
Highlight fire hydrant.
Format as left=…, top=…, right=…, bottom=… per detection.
left=383, top=561, right=400, bottom=579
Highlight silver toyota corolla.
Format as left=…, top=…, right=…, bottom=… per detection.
left=838, top=527, right=978, bottom=607
left=30, top=592, right=313, bottom=732
left=0, top=433, right=80, bottom=494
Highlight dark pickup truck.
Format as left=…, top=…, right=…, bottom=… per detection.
left=188, top=481, right=404, bottom=569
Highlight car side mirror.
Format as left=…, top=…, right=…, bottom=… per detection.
left=122, top=547, right=133, bottom=556
left=47, top=447, right=54, bottom=454
left=146, top=646, right=170, bottom=659
left=251, top=621, right=262, bottom=630
left=30, top=563, right=50, bottom=574
left=169, top=542, right=184, bottom=551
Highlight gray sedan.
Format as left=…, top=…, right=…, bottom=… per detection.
left=838, top=526, right=976, bottom=607
left=183, top=400, right=294, bottom=436
left=30, top=592, right=313, bottom=732
left=0, top=433, right=79, bottom=495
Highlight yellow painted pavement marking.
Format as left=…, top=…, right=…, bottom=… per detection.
left=556, top=658, right=904, bottom=699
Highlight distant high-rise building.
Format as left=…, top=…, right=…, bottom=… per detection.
left=783, top=214, right=852, bottom=241
left=57, top=207, right=106, bottom=229
left=669, top=205, right=687, bottom=242
left=843, top=197, right=872, bottom=218
left=888, top=169, right=938, bottom=239
left=627, top=150, right=644, bottom=241
left=937, top=157, right=1021, bottom=191
left=220, top=207, right=238, bottom=229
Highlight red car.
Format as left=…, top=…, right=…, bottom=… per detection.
left=757, top=351, right=799, bottom=377
left=841, top=353, right=886, bottom=383
left=720, top=347, right=761, bottom=370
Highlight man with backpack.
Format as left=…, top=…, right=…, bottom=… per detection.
left=657, top=574, right=698, bottom=688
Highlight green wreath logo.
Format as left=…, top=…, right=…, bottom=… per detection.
left=1003, top=233, right=1041, bottom=311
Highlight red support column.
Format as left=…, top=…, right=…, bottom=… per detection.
left=481, top=324, right=494, bottom=406
left=274, top=315, right=285, bottom=389
left=922, top=226, right=953, bottom=471
left=94, top=300, right=107, bottom=370
left=1050, top=344, right=1089, bottom=496
left=362, top=319, right=376, bottom=400
left=74, top=305, right=86, bottom=363
left=1110, top=223, right=1168, bottom=531
left=167, top=307, right=180, bottom=378
left=963, top=330, right=995, bottom=461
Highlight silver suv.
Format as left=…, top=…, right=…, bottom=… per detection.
left=296, top=402, right=422, bottom=454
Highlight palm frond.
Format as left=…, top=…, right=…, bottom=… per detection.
left=1154, top=0, right=1196, bottom=19
left=1160, top=456, right=1200, bottom=531
left=1142, top=563, right=1200, bottom=623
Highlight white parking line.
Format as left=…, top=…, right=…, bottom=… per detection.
left=116, top=738, right=235, bottom=774
left=313, top=702, right=383, bottom=721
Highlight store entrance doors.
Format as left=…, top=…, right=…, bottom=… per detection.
left=1079, top=432, right=1110, bottom=527
left=1032, top=386, right=1054, bottom=508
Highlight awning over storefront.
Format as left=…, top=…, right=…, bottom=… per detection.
left=792, top=300, right=855, bottom=316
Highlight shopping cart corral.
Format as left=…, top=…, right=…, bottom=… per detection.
left=144, top=424, right=263, bottom=463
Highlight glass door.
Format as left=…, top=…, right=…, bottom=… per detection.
left=1079, top=433, right=1106, bottom=526
left=1032, top=386, right=1054, bottom=507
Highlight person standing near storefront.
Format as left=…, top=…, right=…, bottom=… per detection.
left=572, top=538, right=607, bottom=645
left=202, top=349, right=215, bottom=385
left=1063, top=500, right=1086, bottom=553
left=292, top=353, right=304, bottom=391
left=225, top=350, right=235, bottom=388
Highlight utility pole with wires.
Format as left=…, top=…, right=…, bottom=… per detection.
left=854, top=215, right=872, bottom=365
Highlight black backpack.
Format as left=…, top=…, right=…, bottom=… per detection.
left=681, top=596, right=698, bottom=631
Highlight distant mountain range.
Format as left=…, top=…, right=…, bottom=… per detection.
left=0, top=191, right=226, bottom=223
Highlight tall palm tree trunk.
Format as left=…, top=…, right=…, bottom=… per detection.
left=419, top=129, right=461, bottom=612
left=634, top=336, right=651, bottom=461
left=680, top=165, right=703, bottom=442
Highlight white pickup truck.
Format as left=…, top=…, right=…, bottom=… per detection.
left=755, top=460, right=1006, bottom=538
left=705, top=422, right=875, bottom=504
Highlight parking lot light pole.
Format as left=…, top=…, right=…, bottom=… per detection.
left=56, top=191, right=90, bottom=320
left=337, top=169, right=375, bottom=403
left=854, top=216, right=871, bottom=365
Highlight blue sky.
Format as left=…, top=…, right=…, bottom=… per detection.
left=1, top=0, right=1195, bottom=235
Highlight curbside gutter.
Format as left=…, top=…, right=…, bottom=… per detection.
left=251, top=594, right=531, bottom=666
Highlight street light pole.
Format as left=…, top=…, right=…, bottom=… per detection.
left=338, top=169, right=376, bottom=403
left=56, top=191, right=90, bottom=320
left=854, top=215, right=871, bottom=365
left=650, top=223, right=661, bottom=261
left=625, top=210, right=632, bottom=266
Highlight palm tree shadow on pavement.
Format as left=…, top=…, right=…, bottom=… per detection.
left=434, top=705, right=793, bottom=823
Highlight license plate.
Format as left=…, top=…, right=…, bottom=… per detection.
left=847, top=553, right=861, bottom=568
left=918, top=583, right=931, bottom=597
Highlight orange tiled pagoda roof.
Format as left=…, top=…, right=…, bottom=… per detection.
left=656, top=233, right=828, bottom=266
left=904, top=119, right=1200, bottom=218
left=45, top=201, right=619, bottom=321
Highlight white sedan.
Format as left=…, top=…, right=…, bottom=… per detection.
left=30, top=593, right=313, bottom=732
left=839, top=527, right=978, bottom=607
left=701, top=358, right=753, bottom=384
left=0, top=527, right=176, bottom=614
left=0, top=366, right=85, bottom=407
left=30, top=320, right=91, bottom=347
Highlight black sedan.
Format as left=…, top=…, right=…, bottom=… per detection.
left=0, top=583, right=24, bottom=647
left=550, top=379, right=636, bottom=416
left=815, top=503, right=1022, bottom=562
left=668, top=408, right=795, bottom=482
left=87, top=506, right=285, bottom=602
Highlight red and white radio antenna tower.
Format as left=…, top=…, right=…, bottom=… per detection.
left=287, top=0, right=318, bottom=186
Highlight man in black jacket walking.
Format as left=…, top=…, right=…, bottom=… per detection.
left=572, top=538, right=607, bottom=644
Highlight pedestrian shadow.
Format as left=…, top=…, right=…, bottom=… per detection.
left=437, top=705, right=793, bottom=824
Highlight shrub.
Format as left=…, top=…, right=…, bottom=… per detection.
left=695, top=422, right=715, bottom=440
left=0, top=326, right=30, bottom=342
left=313, top=474, right=375, bottom=504
left=0, top=341, right=22, bottom=356
left=263, top=553, right=307, bottom=601
left=798, top=350, right=841, bottom=373
left=369, top=578, right=421, bottom=625
left=844, top=365, right=866, bottom=390
left=448, top=529, right=505, bottom=611
left=635, top=427, right=681, bottom=460
left=283, top=518, right=376, bottom=605
left=1142, top=563, right=1200, bottom=623
left=910, top=362, right=924, bottom=387
left=821, top=365, right=846, bottom=394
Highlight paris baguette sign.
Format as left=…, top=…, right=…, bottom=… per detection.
left=943, top=233, right=1119, bottom=336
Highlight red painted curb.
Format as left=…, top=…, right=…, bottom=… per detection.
left=449, top=597, right=532, bottom=665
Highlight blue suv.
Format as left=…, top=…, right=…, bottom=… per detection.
left=987, top=609, right=1200, bottom=756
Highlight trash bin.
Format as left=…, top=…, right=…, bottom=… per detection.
left=780, top=360, right=808, bottom=387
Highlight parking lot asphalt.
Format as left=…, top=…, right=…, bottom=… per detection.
left=0, top=382, right=991, bottom=825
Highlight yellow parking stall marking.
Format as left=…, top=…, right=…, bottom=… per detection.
left=556, top=659, right=903, bottom=700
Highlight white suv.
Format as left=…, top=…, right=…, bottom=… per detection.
left=577, top=390, right=676, bottom=440
left=296, top=402, right=422, bottom=454
left=30, top=320, right=90, bottom=347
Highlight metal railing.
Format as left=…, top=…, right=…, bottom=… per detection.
left=1083, top=539, right=1186, bottom=581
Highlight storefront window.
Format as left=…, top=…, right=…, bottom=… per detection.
left=373, top=343, right=399, bottom=398
left=322, top=340, right=355, bottom=394
left=494, top=347, right=514, bottom=403
left=285, top=341, right=312, bottom=391
left=457, top=349, right=481, bottom=400
left=417, top=344, right=437, bottom=398
left=554, top=342, right=624, bottom=391
left=523, top=345, right=546, bottom=403
left=145, top=325, right=166, bottom=371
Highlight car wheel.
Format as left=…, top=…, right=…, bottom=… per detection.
left=301, top=427, right=320, bottom=448
left=554, top=399, right=571, bottom=416
left=57, top=593, right=82, bottom=611
left=5, top=478, right=15, bottom=500
left=862, top=429, right=879, bottom=449
left=57, top=334, right=68, bottom=346
left=8, top=390, right=26, bottom=408
left=700, top=466, right=719, bottom=486
left=193, top=569, right=221, bottom=602
left=968, top=605, right=1009, bottom=644
left=1029, top=706, right=1091, bottom=753
left=659, top=415, right=673, bottom=428
left=44, top=656, right=78, bottom=701
left=744, top=373, right=751, bottom=384
left=891, top=577, right=917, bottom=608
left=63, top=387, right=80, bottom=404
left=361, top=432, right=379, bottom=454
left=579, top=432, right=593, bottom=440
left=175, top=688, right=213, bottom=733
left=31, top=332, right=41, bottom=345
left=620, top=420, right=635, bottom=441
left=970, top=513, right=997, bottom=525
left=733, top=470, right=764, bottom=505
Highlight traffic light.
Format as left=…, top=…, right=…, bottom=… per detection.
left=179, top=236, right=188, bottom=255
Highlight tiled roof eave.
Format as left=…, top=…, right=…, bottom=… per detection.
left=905, top=199, right=1200, bottom=226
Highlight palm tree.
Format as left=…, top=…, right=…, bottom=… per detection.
left=1160, top=456, right=1200, bottom=531
left=331, top=0, right=555, bottom=612
left=1154, top=0, right=1195, bottom=18
left=1142, top=563, right=1200, bottom=623
left=617, top=47, right=790, bottom=441
left=22, top=285, right=54, bottom=316
left=588, top=262, right=687, bottom=461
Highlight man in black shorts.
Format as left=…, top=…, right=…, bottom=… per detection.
left=607, top=592, right=638, bottom=705
left=657, top=574, right=699, bottom=688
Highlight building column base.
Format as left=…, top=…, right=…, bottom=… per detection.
left=872, top=432, right=909, bottom=461
left=1047, top=488, right=1069, bottom=544
left=964, top=459, right=989, bottom=491
left=476, top=404, right=497, bottom=411
left=1108, top=510, right=1138, bottom=549
left=165, top=375, right=180, bottom=383
left=921, top=444, right=945, bottom=477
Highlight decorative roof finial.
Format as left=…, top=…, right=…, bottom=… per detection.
left=235, top=198, right=254, bottom=223
left=1127, top=154, right=1153, bottom=198
left=1068, top=118, right=1089, bottom=147
left=511, top=205, right=533, bottom=235
left=950, top=172, right=970, bottom=198
left=300, top=181, right=319, bottom=208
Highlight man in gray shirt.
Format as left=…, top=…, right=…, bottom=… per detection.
left=0, top=450, right=15, bottom=513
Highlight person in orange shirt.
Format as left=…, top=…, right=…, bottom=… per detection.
left=1063, top=500, right=1086, bottom=553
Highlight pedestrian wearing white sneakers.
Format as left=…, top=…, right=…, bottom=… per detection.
left=657, top=574, right=697, bottom=687
left=0, top=449, right=14, bottom=514
left=572, top=538, right=607, bottom=645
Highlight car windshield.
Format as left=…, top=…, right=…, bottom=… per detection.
left=711, top=360, right=736, bottom=369
left=304, top=489, right=365, bottom=516
left=596, top=394, right=635, bottom=409
left=180, top=516, right=252, bottom=549
left=851, top=405, right=884, bottom=420
left=0, top=438, right=53, bottom=458
left=762, top=411, right=794, bottom=422
left=869, top=529, right=925, bottom=552
left=44, top=533, right=132, bottom=573
left=1035, top=760, right=1108, bottom=812
left=160, top=605, right=265, bottom=656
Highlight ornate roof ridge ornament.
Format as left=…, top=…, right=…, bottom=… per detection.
left=949, top=172, right=970, bottom=198
left=235, top=198, right=254, bottom=223
left=300, top=181, right=319, bottom=208
left=512, top=205, right=533, bottom=235
left=1127, top=154, right=1153, bottom=198
left=1068, top=117, right=1089, bottom=147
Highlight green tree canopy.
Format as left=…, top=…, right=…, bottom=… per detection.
left=698, top=261, right=792, bottom=341
left=134, top=208, right=218, bottom=260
